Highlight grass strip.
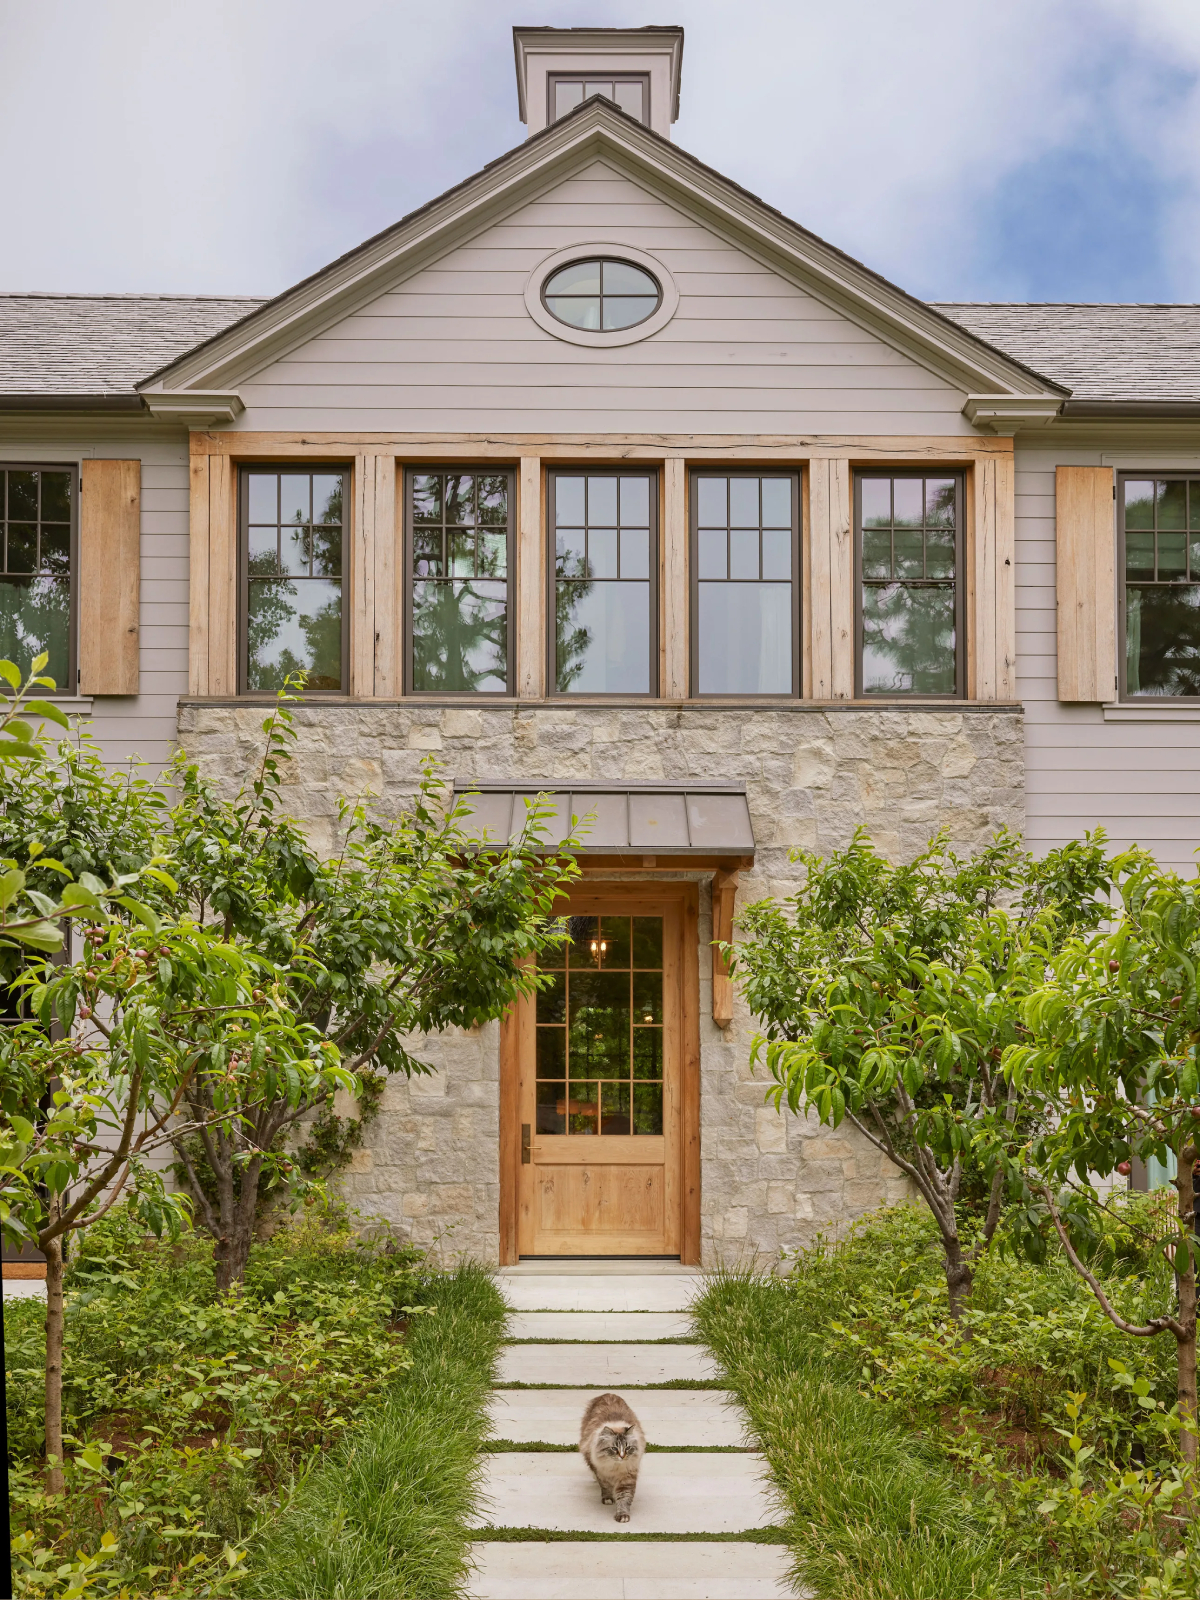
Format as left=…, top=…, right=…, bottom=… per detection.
left=691, top=1272, right=1040, bottom=1600
left=244, top=1264, right=506, bottom=1599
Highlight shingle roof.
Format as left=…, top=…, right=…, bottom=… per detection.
left=935, top=303, right=1200, bottom=404
left=0, top=293, right=266, bottom=397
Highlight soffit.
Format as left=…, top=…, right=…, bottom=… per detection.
left=452, top=780, right=755, bottom=856
left=138, top=99, right=1065, bottom=404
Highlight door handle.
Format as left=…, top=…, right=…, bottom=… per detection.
left=521, top=1123, right=531, bottom=1164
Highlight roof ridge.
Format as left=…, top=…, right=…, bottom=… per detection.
left=0, top=292, right=268, bottom=302
left=934, top=301, right=1200, bottom=310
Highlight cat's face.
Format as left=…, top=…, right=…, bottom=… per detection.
left=602, top=1423, right=634, bottom=1458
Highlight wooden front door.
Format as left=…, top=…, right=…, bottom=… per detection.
left=512, top=886, right=692, bottom=1258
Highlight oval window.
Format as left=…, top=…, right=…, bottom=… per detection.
left=543, top=258, right=662, bottom=333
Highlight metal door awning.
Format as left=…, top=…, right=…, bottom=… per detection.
left=451, top=780, right=755, bottom=857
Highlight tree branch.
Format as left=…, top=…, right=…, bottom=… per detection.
left=1040, top=1184, right=1184, bottom=1340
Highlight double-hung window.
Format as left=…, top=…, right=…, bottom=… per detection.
left=242, top=467, right=347, bottom=692
left=1121, top=475, right=1200, bottom=697
left=550, top=470, right=658, bottom=695
left=0, top=465, right=74, bottom=691
left=406, top=469, right=513, bottom=694
left=857, top=472, right=964, bottom=697
left=691, top=472, right=799, bottom=695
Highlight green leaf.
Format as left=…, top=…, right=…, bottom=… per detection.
left=0, top=660, right=21, bottom=690
left=0, top=868, right=25, bottom=910
left=22, top=700, right=70, bottom=729
left=12, top=921, right=62, bottom=951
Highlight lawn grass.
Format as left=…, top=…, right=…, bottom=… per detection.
left=245, top=1263, right=506, bottom=1600
left=692, top=1271, right=1041, bottom=1600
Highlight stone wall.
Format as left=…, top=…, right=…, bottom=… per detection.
left=178, top=699, right=1024, bottom=1266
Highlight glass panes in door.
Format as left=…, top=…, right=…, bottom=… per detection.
left=552, top=472, right=656, bottom=693
left=1122, top=477, right=1200, bottom=696
left=410, top=470, right=511, bottom=692
left=535, top=915, right=663, bottom=1136
left=693, top=474, right=796, bottom=694
left=859, top=474, right=961, bottom=696
left=0, top=468, right=71, bottom=688
left=244, top=469, right=345, bottom=691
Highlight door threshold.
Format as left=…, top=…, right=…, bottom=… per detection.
left=503, top=1257, right=699, bottom=1276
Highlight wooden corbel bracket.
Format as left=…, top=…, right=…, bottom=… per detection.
left=711, top=868, right=738, bottom=1028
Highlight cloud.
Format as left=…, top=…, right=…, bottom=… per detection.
left=2, top=0, right=1200, bottom=301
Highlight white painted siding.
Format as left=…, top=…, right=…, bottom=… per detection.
left=235, top=161, right=974, bottom=436
left=0, top=417, right=190, bottom=773
left=1016, top=437, right=1200, bottom=871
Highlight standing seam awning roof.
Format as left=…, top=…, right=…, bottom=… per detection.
left=451, top=781, right=754, bottom=855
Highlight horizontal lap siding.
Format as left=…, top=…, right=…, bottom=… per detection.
left=236, top=161, right=972, bottom=436
left=1016, top=441, right=1200, bottom=871
left=0, top=421, right=189, bottom=773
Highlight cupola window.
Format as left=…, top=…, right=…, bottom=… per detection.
left=542, top=258, right=662, bottom=333
left=550, top=75, right=648, bottom=124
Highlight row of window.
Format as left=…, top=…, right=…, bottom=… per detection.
left=241, top=466, right=965, bottom=699
left=3, top=465, right=1197, bottom=702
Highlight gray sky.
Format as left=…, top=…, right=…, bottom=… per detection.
left=3, top=0, right=1200, bottom=304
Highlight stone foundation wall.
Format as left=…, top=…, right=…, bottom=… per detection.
left=178, top=700, right=1024, bottom=1267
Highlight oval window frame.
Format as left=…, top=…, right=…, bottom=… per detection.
left=525, top=243, right=679, bottom=348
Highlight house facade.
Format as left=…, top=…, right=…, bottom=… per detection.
left=3, top=25, right=1199, bottom=1267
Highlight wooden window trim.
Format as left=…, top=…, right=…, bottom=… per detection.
left=402, top=465, right=517, bottom=697
left=853, top=469, right=967, bottom=701
left=3, top=461, right=79, bottom=696
left=688, top=468, right=802, bottom=698
left=546, top=466, right=660, bottom=699
left=237, top=464, right=351, bottom=698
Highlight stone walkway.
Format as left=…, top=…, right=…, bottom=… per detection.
left=466, top=1266, right=801, bottom=1600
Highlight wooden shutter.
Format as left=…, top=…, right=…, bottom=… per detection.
left=1056, top=465, right=1115, bottom=702
left=79, top=459, right=140, bottom=695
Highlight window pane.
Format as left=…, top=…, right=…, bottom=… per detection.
left=0, top=576, right=69, bottom=686
left=588, top=477, right=618, bottom=524
left=632, top=916, right=663, bottom=967
left=6, top=525, right=35, bottom=574
left=761, top=478, right=791, bottom=526
left=546, top=261, right=602, bottom=295
left=893, top=479, right=923, bottom=527
left=602, top=296, right=657, bottom=330
left=478, top=474, right=508, bottom=525
left=478, top=532, right=506, bottom=577
left=620, top=476, right=650, bottom=524
left=411, top=474, right=441, bottom=521
left=1159, top=481, right=1187, bottom=530
left=862, top=527, right=891, bottom=579
left=1126, top=586, right=1200, bottom=695
left=926, top=479, right=956, bottom=527
left=313, top=475, right=342, bottom=525
left=444, top=475, right=474, bottom=525
left=412, top=579, right=507, bottom=692
left=536, top=1079, right=565, bottom=1135
left=557, top=580, right=651, bottom=692
left=1191, top=483, right=1200, bottom=531
left=697, top=582, right=791, bottom=693
left=7, top=472, right=37, bottom=520
left=448, top=529, right=475, bottom=577
left=697, top=478, right=727, bottom=526
left=555, top=81, right=584, bottom=118
left=588, top=526, right=618, bottom=579
left=893, top=528, right=923, bottom=579
left=761, top=527, right=791, bottom=581
left=280, top=474, right=310, bottom=527
left=698, top=527, right=725, bottom=579
left=248, top=526, right=278, bottom=574
left=568, top=1083, right=599, bottom=1134
left=247, top=577, right=342, bottom=691
left=599, top=916, right=632, bottom=968
left=557, top=527, right=586, bottom=578
left=413, top=527, right=442, bottom=577
left=556, top=477, right=586, bottom=525
left=861, top=583, right=956, bottom=695
left=729, top=528, right=758, bottom=579
left=40, top=472, right=71, bottom=524
left=1126, top=531, right=1155, bottom=578
left=614, top=81, right=644, bottom=119
left=545, top=296, right=600, bottom=329
left=311, top=525, right=342, bottom=579
left=1159, top=532, right=1187, bottom=579
left=281, top=523, right=311, bottom=576
left=537, top=971, right=567, bottom=1023
left=537, top=1027, right=566, bottom=1077
left=585, top=80, right=613, bottom=100
left=633, top=1081, right=663, bottom=1135
left=633, top=1029, right=662, bottom=1079
left=1125, top=480, right=1154, bottom=529
left=40, top=526, right=69, bottom=577
left=620, top=527, right=650, bottom=579
left=602, top=261, right=658, bottom=296
left=925, top=527, right=955, bottom=580
left=729, top=478, right=759, bottom=527
left=861, top=479, right=891, bottom=527
left=603, top=1081, right=632, bottom=1136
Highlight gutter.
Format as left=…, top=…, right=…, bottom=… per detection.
left=0, top=393, right=146, bottom=412
left=1059, top=399, right=1200, bottom=419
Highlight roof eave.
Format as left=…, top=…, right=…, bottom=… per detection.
left=0, top=393, right=147, bottom=413
left=1060, top=399, right=1200, bottom=419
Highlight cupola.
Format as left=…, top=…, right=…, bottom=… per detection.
left=512, top=25, right=684, bottom=141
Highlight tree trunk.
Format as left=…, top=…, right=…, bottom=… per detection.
left=42, top=1216, right=65, bottom=1494
left=211, top=1153, right=263, bottom=1295
left=943, top=1232, right=974, bottom=1322
left=1177, top=1151, right=1198, bottom=1469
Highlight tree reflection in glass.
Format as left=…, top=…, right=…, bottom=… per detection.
left=0, top=468, right=72, bottom=686
left=860, top=474, right=958, bottom=695
left=245, top=470, right=344, bottom=690
left=410, top=471, right=509, bottom=691
left=1123, top=477, right=1200, bottom=696
left=554, top=474, right=653, bottom=693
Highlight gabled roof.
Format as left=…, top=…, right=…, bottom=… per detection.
left=0, top=293, right=265, bottom=405
left=138, top=96, right=1065, bottom=404
left=937, top=303, right=1200, bottom=406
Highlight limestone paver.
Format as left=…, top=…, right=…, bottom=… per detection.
left=498, top=1343, right=718, bottom=1387
left=508, top=1311, right=693, bottom=1342
left=498, top=1273, right=702, bottom=1314
left=487, top=1388, right=750, bottom=1447
left=471, top=1450, right=780, bottom=1534
left=1, top=1279, right=46, bottom=1300
left=466, top=1540, right=802, bottom=1598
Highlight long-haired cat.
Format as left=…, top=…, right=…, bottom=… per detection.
left=579, top=1392, right=645, bottom=1522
